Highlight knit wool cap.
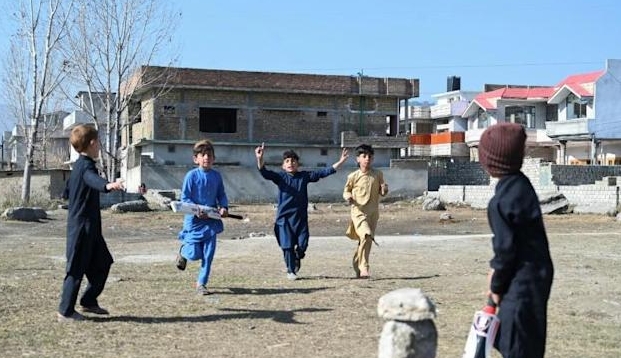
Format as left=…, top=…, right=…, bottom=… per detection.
left=478, top=122, right=526, bottom=177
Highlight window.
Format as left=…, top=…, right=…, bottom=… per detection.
left=317, top=111, right=327, bottom=117
left=128, top=100, right=142, bottom=123
left=505, top=106, right=536, bottom=128
left=163, top=105, right=176, bottom=115
left=199, top=108, right=237, bottom=133
left=573, top=102, right=587, bottom=118
left=546, top=104, right=558, bottom=122
left=477, top=108, right=489, bottom=129
left=168, top=144, right=176, bottom=153
left=567, top=93, right=588, bottom=119
left=320, top=149, right=328, bottom=156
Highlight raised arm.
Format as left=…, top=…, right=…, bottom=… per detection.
left=255, top=142, right=265, bottom=169
left=379, top=171, right=388, bottom=196
left=332, top=148, right=349, bottom=170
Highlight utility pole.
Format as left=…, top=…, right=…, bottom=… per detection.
left=357, top=70, right=365, bottom=135
left=0, top=133, right=4, bottom=170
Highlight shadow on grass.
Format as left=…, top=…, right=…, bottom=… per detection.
left=298, top=274, right=440, bottom=281
left=88, top=307, right=331, bottom=324
left=222, top=286, right=332, bottom=295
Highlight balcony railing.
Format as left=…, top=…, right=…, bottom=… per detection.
left=466, top=127, right=555, bottom=146
left=63, top=110, right=93, bottom=131
left=430, top=101, right=468, bottom=119
left=465, top=128, right=485, bottom=146
left=545, top=118, right=591, bottom=139
left=400, top=106, right=431, bottom=120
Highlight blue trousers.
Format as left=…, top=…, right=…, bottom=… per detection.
left=180, top=236, right=217, bottom=286
left=283, top=248, right=297, bottom=274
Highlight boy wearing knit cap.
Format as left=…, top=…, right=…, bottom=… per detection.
left=478, top=123, right=554, bottom=358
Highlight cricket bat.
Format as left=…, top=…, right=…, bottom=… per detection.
left=169, top=201, right=244, bottom=220
left=462, top=296, right=500, bottom=358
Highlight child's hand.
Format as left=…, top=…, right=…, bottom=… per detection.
left=106, top=179, right=125, bottom=191
left=339, top=148, right=349, bottom=163
left=346, top=197, right=355, bottom=205
left=333, top=148, right=350, bottom=170
left=219, top=207, right=229, bottom=218
left=255, top=143, right=265, bottom=159
left=196, top=209, right=210, bottom=220
left=380, top=183, right=388, bottom=196
left=487, top=291, right=502, bottom=306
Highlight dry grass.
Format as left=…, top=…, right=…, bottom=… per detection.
left=0, top=204, right=620, bottom=357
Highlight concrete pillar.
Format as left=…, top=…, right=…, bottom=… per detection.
left=377, top=288, right=437, bottom=358
left=246, top=92, right=254, bottom=142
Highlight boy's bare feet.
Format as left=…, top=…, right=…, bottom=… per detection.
left=359, top=269, right=370, bottom=279
left=352, top=253, right=360, bottom=278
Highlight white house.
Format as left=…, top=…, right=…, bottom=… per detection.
left=462, top=85, right=557, bottom=161
left=462, top=59, right=621, bottom=165
left=546, top=59, right=621, bottom=165
left=62, top=91, right=115, bottom=163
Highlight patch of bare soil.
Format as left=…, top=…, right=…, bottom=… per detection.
left=0, top=202, right=619, bottom=358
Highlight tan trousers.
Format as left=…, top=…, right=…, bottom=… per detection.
left=353, top=234, right=373, bottom=273
left=347, top=208, right=379, bottom=274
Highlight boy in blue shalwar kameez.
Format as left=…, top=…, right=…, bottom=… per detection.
left=175, top=140, right=229, bottom=295
left=255, top=143, right=348, bottom=280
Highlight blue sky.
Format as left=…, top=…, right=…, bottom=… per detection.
left=1, top=0, right=621, bottom=132
left=175, top=0, right=620, bottom=95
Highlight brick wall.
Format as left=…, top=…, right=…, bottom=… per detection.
left=138, top=67, right=418, bottom=97
left=551, top=164, right=621, bottom=185
left=428, top=160, right=489, bottom=191
left=138, top=89, right=400, bottom=145
left=559, top=184, right=619, bottom=214
left=436, top=159, right=621, bottom=214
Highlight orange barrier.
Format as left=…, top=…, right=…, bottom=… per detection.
left=409, top=134, right=431, bottom=145
left=430, top=132, right=465, bottom=144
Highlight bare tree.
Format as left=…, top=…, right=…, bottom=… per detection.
left=0, top=0, right=74, bottom=203
left=61, top=0, right=180, bottom=180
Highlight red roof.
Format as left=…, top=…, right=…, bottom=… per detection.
left=472, top=86, right=554, bottom=110
left=467, top=68, right=604, bottom=114
left=555, top=70, right=604, bottom=87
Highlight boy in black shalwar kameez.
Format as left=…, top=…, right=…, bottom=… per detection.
left=57, top=124, right=125, bottom=322
left=478, top=123, right=554, bottom=358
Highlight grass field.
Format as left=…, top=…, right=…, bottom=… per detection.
left=0, top=204, right=620, bottom=357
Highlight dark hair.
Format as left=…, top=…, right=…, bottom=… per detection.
left=70, top=124, right=99, bottom=152
left=193, top=139, right=215, bottom=156
left=355, top=144, right=374, bottom=156
left=282, top=149, right=299, bottom=161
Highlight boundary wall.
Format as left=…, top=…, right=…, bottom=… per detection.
left=436, top=158, right=621, bottom=214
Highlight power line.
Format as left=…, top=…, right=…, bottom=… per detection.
left=281, top=61, right=602, bottom=73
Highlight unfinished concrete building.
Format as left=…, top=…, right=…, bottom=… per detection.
left=119, top=66, right=418, bottom=190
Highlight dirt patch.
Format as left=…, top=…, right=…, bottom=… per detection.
left=0, top=202, right=620, bottom=357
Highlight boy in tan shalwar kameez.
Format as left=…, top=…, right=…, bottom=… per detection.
left=343, top=144, right=388, bottom=278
